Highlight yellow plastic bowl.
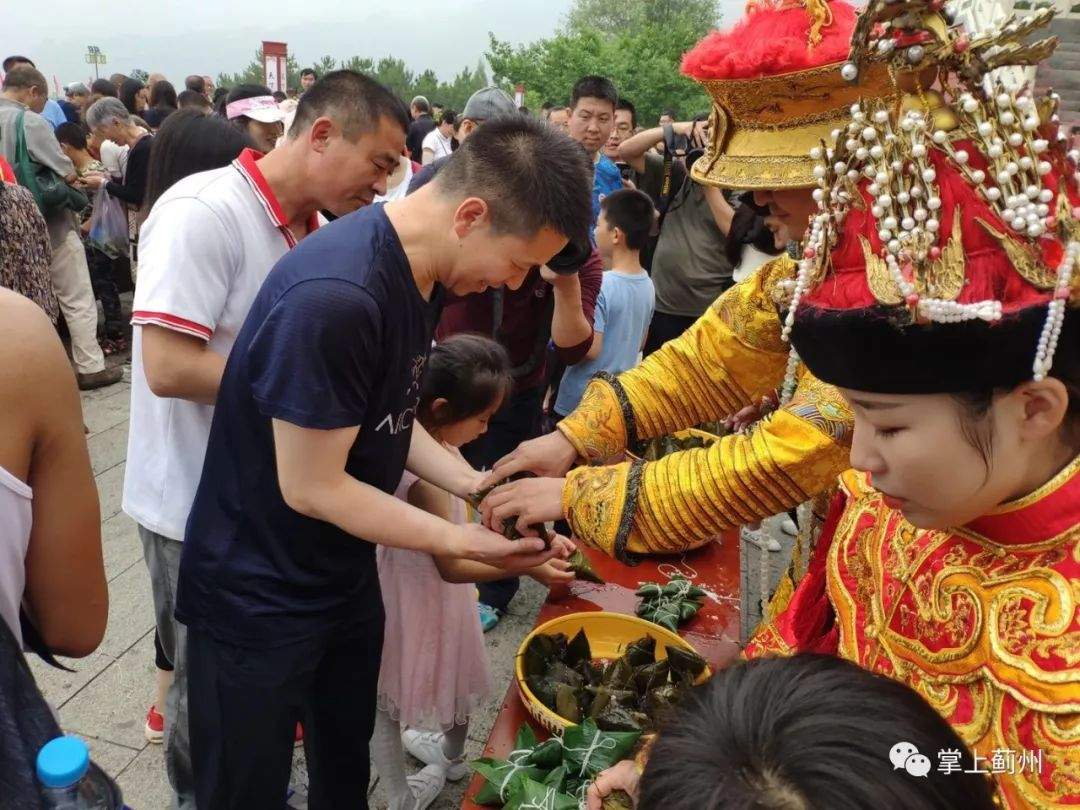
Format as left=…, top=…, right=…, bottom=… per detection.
left=515, top=611, right=712, bottom=735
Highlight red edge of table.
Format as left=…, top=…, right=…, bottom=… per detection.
left=461, top=532, right=742, bottom=808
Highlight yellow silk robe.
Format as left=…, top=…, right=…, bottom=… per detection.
left=556, top=255, right=854, bottom=560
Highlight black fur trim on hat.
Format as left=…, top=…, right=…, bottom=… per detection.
left=791, top=305, right=1079, bottom=394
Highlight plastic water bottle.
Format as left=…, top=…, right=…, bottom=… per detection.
left=36, top=735, right=115, bottom=809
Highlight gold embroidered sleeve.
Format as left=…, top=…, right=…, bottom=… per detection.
left=563, top=371, right=853, bottom=558
left=556, top=256, right=797, bottom=462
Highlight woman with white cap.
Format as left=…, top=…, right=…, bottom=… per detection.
left=224, top=84, right=286, bottom=155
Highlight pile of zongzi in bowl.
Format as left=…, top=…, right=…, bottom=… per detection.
left=518, top=623, right=708, bottom=734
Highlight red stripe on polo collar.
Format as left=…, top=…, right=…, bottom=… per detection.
left=232, top=148, right=319, bottom=248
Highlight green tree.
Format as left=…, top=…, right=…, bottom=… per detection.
left=474, top=58, right=489, bottom=88
left=373, top=57, right=415, bottom=100
left=340, top=56, right=375, bottom=74
left=486, top=0, right=718, bottom=124
left=413, top=68, right=440, bottom=104
left=310, top=54, right=338, bottom=77
left=565, top=0, right=718, bottom=36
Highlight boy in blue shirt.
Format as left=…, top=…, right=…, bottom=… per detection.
left=555, top=188, right=655, bottom=418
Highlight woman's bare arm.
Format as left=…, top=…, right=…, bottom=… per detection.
left=2, top=292, right=107, bottom=657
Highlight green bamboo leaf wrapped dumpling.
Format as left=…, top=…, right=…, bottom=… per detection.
left=568, top=549, right=605, bottom=584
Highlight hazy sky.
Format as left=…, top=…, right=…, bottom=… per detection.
left=4, top=0, right=746, bottom=91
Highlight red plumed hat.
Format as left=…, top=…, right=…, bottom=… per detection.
left=681, top=1, right=903, bottom=190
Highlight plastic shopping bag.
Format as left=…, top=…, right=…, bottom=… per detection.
left=87, top=184, right=129, bottom=259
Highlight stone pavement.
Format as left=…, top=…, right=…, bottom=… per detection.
left=32, top=361, right=788, bottom=809
left=28, top=363, right=548, bottom=809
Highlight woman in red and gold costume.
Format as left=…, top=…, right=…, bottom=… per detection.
left=481, top=0, right=902, bottom=562
left=589, top=3, right=1079, bottom=807
left=737, top=2, right=1080, bottom=805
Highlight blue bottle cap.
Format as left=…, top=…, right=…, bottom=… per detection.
left=37, top=735, right=90, bottom=789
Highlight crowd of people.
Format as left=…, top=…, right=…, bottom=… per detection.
left=1, top=0, right=1079, bottom=808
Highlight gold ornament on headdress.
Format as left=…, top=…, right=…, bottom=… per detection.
left=773, top=0, right=1080, bottom=401
left=744, top=0, right=834, bottom=46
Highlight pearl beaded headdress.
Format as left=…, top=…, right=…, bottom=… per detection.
left=779, top=0, right=1079, bottom=399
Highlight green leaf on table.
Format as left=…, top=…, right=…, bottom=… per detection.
left=471, top=756, right=549, bottom=806
left=568, top=549, right=605, bottom=584
left=503, top=777, right=579, bottom=810
left=542, top=764, right=568, bottom=792
left=515, top=723, right=539, bottom=752
left=561, top=718, right=641, bottom=779
left=527, top=738, right=565, bottom=770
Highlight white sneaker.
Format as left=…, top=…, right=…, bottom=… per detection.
left=407, top=764, right=446, bottom=810
left=402, top=729, right=469, bottom=781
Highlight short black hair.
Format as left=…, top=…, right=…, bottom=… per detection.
left=640, top=655, right=997, bottom=810
left=2, top=55, right=33, bottom=72
left=2, top=65, right=46, bottom=94
left=272, top=90, right=286, bottom=103
left=300, top=68, right=317, bottom=79
left=91, top=78, right=117, bottom=98
left=185, top=75, right=206, bottom=93
left=143, top=109, right=255, bottom=215
left=418, top=334, right=512, bottom=429
left=55, top=122, right=89, bottom=150
left=570, top=75, right=617, bottom=112
left=289, top=70, right=409, bottom=141
left=177, top=89, right=211, bottom=111
left=616, top=98, right=637, bottom=129
left=441, top=110, right=457, bottom=128
left=433, top=115, right=593, bottom=246
left=600, top=188, right=654, bottom=250
left=660, top=109, right=676, bottom=119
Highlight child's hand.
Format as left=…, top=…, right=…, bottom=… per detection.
left=586, top=760, right=640, bottom=809
left=528, top=558, right=574, bottom=587
left=549, top=533, right=576, bottom=560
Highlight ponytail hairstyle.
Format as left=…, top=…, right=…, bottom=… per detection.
left=417, top=335, right=512, bottom=430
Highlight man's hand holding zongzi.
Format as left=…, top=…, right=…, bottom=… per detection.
left=451, top=523, right=554, bottom=569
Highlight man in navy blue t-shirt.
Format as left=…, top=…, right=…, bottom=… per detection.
left=176, top=115, right=594, bottom=808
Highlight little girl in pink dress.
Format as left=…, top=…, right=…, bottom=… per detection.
left=371, top=335, right=574, bottom=810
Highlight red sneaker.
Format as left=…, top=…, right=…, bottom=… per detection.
left=295, top=722, right=304, bottom=748
left=145, top=705, right=164, bottom=744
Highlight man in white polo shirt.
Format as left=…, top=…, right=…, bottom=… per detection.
left=122, top=70, right=408, bottom=810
